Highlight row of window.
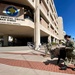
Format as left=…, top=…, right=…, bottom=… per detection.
left=40, top=14, right=58, bottom=36
left=32, top=0, right=34, bottom=2
left=40, top=0, right=58, bottom=26
left=39, top=1, right=58, bottom=34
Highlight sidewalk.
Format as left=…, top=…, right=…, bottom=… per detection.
left=0, top=47, right=75, bottom=75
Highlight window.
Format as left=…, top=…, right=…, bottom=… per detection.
left=40, top=16, right=42, bottom=21
left=51, top=25, right=54, bottom=30
left=50, top=3, right=53, bottom=12
left=50, top=13, right=54, bottom=21
left=48, top=25, right=49, bottom=28
left=32, top=0, right=34, bottom=2
left=40, top=0, right=41, bottom=3
left=47, top=0, right=49, bottom=4
left=47, top=11, right=49, bottom=16
left=24, top=9, right=34, bottom=21
left=51, top=0, right=53, bottom=5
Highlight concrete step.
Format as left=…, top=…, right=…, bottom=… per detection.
left=0, top=46, right=33, bottom=52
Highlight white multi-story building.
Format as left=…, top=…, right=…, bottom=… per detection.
left=0, top=0, right=64, bottom=49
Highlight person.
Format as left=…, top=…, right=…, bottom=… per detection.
left=44, top=41, right=52, bottom=57
left=60, top=35, right=75, bottom=71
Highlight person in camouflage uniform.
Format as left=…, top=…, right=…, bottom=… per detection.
left=60, top=35, right=75, bottom=71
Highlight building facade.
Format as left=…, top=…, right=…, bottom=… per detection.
left=0, top=0, right=64, bottom=49
left=58, top=17, right=64, bottom=43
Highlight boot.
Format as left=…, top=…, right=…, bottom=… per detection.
left=72, top=68, right=75, bottom=71
left=59, top=65, right=67, bottom=70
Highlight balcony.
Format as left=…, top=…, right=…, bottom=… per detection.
left=40, top=5, right=49, bottom=23
left=0, top=15, right=34, bottom=37
left=3, top=0, right=35, bottom=9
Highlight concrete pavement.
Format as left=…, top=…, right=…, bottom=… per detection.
left=0, top=46, right=75, bottom=75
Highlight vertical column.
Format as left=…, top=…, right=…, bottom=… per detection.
left=34, top=0, right=40, bottom=50
left=3, top=35, right=8, bottom=46
left=53, top=38, right=55, bottom=43
left=48, top=35, right=51, bottom=43
left=56, top=39, right=59, bottom=43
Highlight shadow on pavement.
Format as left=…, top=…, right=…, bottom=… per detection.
left=43, top=59, right=64, bottom=66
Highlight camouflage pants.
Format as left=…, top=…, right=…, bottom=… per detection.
left=64, top=49, right=75, bottom=66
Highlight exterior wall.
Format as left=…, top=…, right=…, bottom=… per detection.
left=40, top=0, right=48, bottom=16
left=40, top=16, right=49, bottom=29
left=39, top=0, right=60, bottom=41
left=0, top=0, right=64, bottom=47
left=58, top=17, right=64, bottom=41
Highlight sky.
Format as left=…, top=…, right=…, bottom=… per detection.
left=54, top=0, right=75, bottom=39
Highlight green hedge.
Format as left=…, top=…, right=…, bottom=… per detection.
left=51, top=42, right=58, bottom=45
